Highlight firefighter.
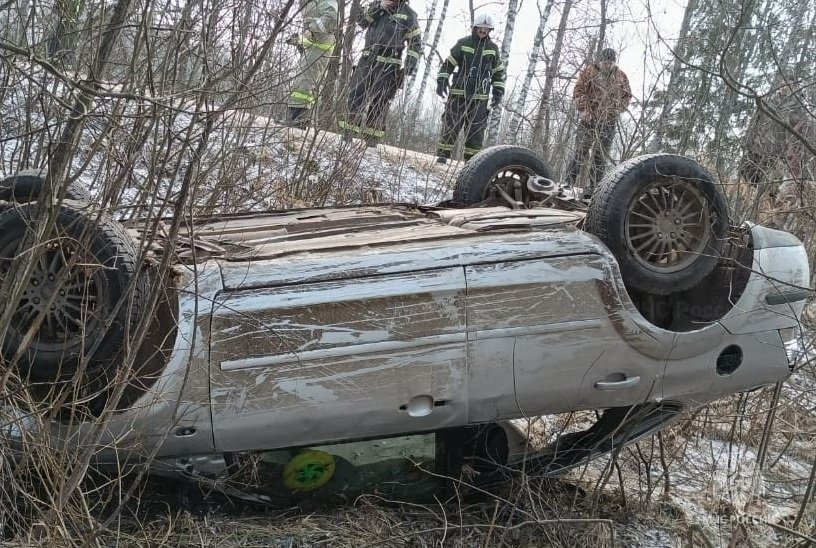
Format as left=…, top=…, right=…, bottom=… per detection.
left=435, top=14, right=506, bottom=164
left=285, top=0, right=339, bottom=127
left=339, top=0, right=422, bottom=146
left=565, top=48, right=631, bottom=195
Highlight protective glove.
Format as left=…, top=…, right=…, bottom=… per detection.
left=436, top=79, right=449, bottom=99
left=490, top=95, right=502, bottom=109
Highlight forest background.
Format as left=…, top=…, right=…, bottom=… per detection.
left=0, top=0, right=815, bottom=546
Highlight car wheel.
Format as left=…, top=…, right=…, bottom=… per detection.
left=453, top=145, right=554, bottom=205
left=0, top=170, right=92, bottom=204
left=585, top=154, right=728, bottom=295
left=0, top=201, right=145, bottom=385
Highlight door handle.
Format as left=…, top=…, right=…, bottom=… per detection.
left=594, top=375, right=641, bottom=391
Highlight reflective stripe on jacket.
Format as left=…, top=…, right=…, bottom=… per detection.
left=437, top=33, right=506, bottom=101
left=355, top=0, right=422, bottom=70
left=300, top=0, right=338, bottom=48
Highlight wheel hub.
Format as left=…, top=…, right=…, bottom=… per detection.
left=625, top=181, right=712, bottom=274
left=654, top=210, right=684, bottom=242
left=4, top=240, right=100, bottom=350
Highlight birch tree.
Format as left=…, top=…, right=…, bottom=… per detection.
left=648, top=0, right=697, bottom=152
left=508, top=0, right=555, bottom=139
left=531, top=0, right=572, bottom=151
left=415, top=0, right=450, bottom=103
left=486, top=0, right=519, bottom=144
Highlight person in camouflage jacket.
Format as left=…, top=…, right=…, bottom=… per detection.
left=565, top=48, right=631, bottom=195
left=339, top=0, right=422, bottom=146
left=286, top=0, right=339, bottom=127
left=435, top=14, right=506, bottom=163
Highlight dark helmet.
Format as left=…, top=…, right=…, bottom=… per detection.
left=600, top=48, right=617, bottom=62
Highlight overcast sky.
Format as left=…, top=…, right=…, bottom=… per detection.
left=406, top=0, right=686, bottom=103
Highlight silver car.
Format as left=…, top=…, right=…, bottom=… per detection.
left=0, top=147, right=809, bottom=492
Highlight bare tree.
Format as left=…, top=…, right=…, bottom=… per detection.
left=531, top=0, right=572, bottom=150
left=648, top=0, right=697, bottom=152
left=415, top=0, right=450, bottom=103
left=509, top=0, right=556, bottom=139
left=486, top=0, right=519, bottom=144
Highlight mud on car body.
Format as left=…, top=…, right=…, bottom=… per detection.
left=0, top=147, right=810, bottom=493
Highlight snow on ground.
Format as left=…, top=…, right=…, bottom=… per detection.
left=3, top=69, right=815, bottom=546
left=271, top=124, right=462, bottom=205
left=1, top=63, right=462, bottom=214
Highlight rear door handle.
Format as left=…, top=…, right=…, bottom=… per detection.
left=594, top=375, right=641, bottom=391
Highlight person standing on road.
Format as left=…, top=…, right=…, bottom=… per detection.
left=435, top=14, right=506, bottom=164
left=565, top=48, right=631, bottom=195
left=285, top=0, right=339, bottom=127
left=338, top=0, right=422, bottom=146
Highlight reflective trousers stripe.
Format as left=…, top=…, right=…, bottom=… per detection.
left=338, top=120, right=385, bottom=138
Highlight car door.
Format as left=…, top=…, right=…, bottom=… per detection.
left=208, top=267, right=468, bottom=453
left=466, top=254, right=658, bottom=421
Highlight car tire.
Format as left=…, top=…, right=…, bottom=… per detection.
left=0, top=201, right=145, bottom=383
left=453, top=145, right=554, bottom=205
left=585, top=154, right=728, bottom=295
left=0, top=170, right=92, bottom=204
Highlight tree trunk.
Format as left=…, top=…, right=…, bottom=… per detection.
left=415, top=0, right=450, bottom=105
left=649, top=0, right=697, bottom=152
left=531, top=0, right=572, bottom=151
left=509, top=0, right=555, bottom=139
left=792, top=5, right=816, bottom=77
left=595, top=0, right=608, bottom=56
left=47, top=0, right=81, bottom=63
left=486, top=0, right=519, bottom=144
left=712, top=0, right=758, bottom=172
left=338, top=0, right=362, bottom=96
left=401, top=0, right=439, bottom=94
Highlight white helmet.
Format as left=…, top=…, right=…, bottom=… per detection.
left=473, top=13, right=495, bottom=30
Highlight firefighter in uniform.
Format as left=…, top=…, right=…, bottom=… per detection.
left=339, top=0, right=422, bottom=146
left=286, top=0, right=339, bottom=127
left=435, top=14, right=506, bottom=163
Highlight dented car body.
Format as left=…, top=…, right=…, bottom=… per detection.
left=100, top=204, right=808, bottom=470
left=1, top=149, right=810, bottom=486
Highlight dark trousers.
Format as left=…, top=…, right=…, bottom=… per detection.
left=566, top=118, right=617, bottom=190
left=437, top=96, right=489, bottom=160
left=340, top=58, right=401, bottom=141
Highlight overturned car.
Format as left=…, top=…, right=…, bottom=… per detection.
left=0, top=147, right=810, bottom=495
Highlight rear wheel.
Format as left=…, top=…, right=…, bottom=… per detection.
left=0, top=202, right=145, bottom=392
left=453, top=145, right=554, bottom=205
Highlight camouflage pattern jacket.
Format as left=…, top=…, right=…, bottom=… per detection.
left=573, top=63, right=632, bottom=123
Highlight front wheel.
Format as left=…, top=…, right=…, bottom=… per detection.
left=584, top=154, right=729, bottom=295
left=452, top=145, right=554, bottom=205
